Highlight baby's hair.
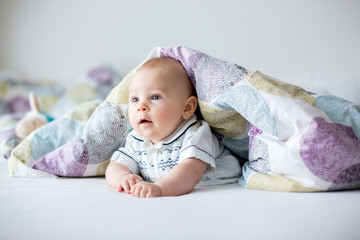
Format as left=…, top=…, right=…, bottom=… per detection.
left=140, top=57, right=196, bottom=97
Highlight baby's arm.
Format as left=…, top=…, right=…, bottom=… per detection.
left=131, top=157, right=208, bottom=197
left=105, top=161, right=143, bottom=193
left=157, top=157, right=208, bottom=196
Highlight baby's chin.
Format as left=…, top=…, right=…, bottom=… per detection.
left=138, top=131, right=165, bottom=144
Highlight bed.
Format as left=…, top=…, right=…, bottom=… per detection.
left=1, top=161, right=360, bottom=240
left=1, top=46, right=360, bottom=240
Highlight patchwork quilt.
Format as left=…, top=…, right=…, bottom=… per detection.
left=6, top=46, right=360, bottom=191
left=0, top=66, right=120, bottom=161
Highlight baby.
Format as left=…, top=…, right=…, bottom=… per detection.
left=105, top=57, right=240, bottom=197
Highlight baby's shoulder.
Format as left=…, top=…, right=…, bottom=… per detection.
left=183, top=120, right=214, bottom=141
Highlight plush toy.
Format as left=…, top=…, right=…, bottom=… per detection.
left=15, top=92, right=54, bottom=139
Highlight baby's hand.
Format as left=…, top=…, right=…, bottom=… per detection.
left=131, top=181, right=161, bottom=198
left=116, top=174, right=143, bottom=194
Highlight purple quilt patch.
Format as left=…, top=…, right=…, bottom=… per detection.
left=160, top=46, right=204, bottom=86
left=160, top=46, right=247, bottom=102
left=32, top=138, right=89, bottom=176
left=300, top=117, right=360, bottom=184
left=248, top=124, right=263, bottom=149
left=248, top=124, right=270, bottom=173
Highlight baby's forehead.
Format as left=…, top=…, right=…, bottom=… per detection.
left=130, top=57, right=193, bottom=93
left=141, top=58, right=184, bottom=75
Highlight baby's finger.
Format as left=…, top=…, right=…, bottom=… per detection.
left=131, top=184, right=141, bottom=197
left=117, top=184, right=123, bottom=192
left=128, top=179, right=137, bottom=189
left=140, top=188, right=149, bottom=198
left=122, top=181, right=131, bottom=193
left=146, top=189, right=157, bottom=198
left=146, top=191, right=152, bottom=198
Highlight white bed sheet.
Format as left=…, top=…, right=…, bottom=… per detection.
left=1, top=160, right=359, bottom=240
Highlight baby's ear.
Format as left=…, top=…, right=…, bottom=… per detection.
left=183, top=96, right=198, bottom=119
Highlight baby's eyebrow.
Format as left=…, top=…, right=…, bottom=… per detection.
left=152, top=88, right=169, bottom=94
left=128, top=94, right=137, bottom=100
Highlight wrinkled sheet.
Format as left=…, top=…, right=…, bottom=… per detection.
left=7, top=46, right=360, bottom=191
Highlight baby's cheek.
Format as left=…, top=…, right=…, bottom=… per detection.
left=128, top=111, right=137, bottom=127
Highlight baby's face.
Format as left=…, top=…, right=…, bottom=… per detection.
left=128, top=65, right=189, bottom=144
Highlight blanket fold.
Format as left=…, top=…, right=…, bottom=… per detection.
left=7, top=46, right=360, bottom=192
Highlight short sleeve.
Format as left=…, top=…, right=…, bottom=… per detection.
left=179, top=120, right=223, bottom=173
left=110, top=133, right=140, bottom=174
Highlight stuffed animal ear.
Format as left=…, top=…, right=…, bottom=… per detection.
left=29, top=92, right=41, bottom=114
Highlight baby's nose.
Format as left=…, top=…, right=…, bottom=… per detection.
left=137, top=103, right=149, bottom=112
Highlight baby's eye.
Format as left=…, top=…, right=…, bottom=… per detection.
left=151, top=95, right=160, bottom=100
left=131, top=97, right=139, bottom=103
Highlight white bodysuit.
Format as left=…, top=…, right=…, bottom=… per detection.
left=110, top=115, right=241, bottom=186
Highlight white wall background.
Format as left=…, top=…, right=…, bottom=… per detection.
left=0, top=0, right=359, bottom=102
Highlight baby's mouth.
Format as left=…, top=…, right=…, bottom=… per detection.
left=139, top=119, right=152, bottom=124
